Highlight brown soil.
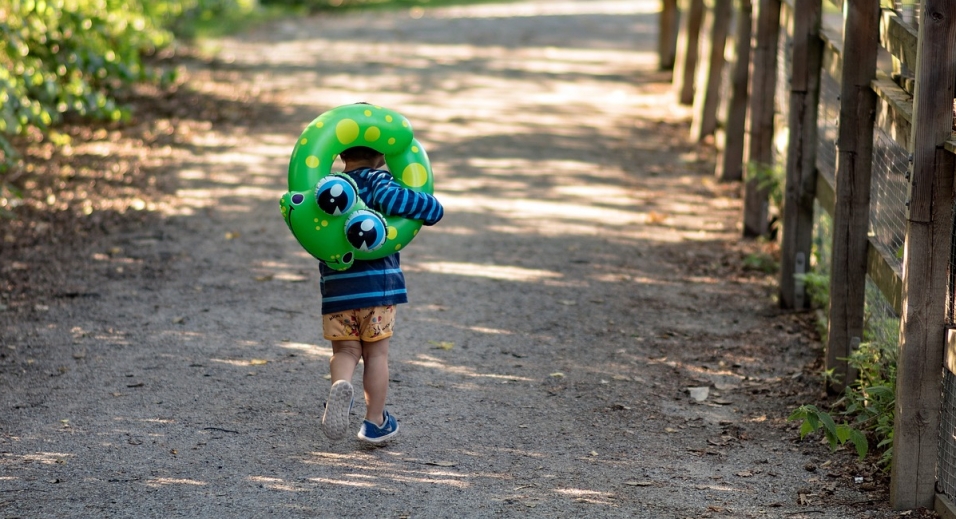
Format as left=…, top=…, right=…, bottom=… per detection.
left=0, top=1, right=938, bottom=517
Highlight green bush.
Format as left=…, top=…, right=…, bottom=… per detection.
left=0, top=0, right=255, bottom=180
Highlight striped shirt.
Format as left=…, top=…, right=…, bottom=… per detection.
left=319, top=167, right=443, bottom=314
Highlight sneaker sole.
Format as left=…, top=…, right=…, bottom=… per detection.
left=321, top=380, right=353, bottom=440
left=357, top=421, right=399, bottom=444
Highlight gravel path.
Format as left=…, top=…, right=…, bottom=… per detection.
left=1, top=1, right=910, bottom=517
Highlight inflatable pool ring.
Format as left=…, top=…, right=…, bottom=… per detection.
left=280, top=104, right=434, bottom=271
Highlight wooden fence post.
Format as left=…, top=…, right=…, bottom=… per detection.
left=741, top=0, right=781, bottom=237
left=674, top=0, right=706, bottom=105
left=825, top=0, right=880, bottom=393
left=659, top=0, right=682, bottom=70
left=779, top=0, right=823, bottom=309
left=716, top=0, right=753, bottom=182
left=890, top=0, right=956, bottom=509
left=691, top=0, right=734, bottom=141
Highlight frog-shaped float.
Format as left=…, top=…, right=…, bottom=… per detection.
left=280, top=104, right=434, bottom=271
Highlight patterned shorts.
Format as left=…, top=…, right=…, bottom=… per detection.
left=322, top=305, right=396, bottom=342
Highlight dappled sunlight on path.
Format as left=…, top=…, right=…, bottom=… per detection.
left=0, top=1, right=897, bottom=518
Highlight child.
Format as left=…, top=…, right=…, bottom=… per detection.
left=319, top=144, right=443, bottom=443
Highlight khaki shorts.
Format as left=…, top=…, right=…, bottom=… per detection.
left=322, top=305, right=396, bottom=342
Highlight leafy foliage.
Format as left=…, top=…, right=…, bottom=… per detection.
left=790, top=215, right=900, bottom=467
left=789, top=404, right=869, bottom=459
left=0, top=0, right=256, bottom=182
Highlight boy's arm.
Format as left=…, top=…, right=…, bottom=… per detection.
left=364, top=170, right=444, bottom=226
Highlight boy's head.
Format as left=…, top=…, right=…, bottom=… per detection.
left=339, top=103, right=386, bottom=168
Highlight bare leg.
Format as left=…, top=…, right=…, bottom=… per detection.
left=322, top=340, right=362, bottom=440
left=361, top=338, right=390, bottom=425
left=330, top=340, right=362, bottom=383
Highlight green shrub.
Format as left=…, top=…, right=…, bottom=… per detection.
left=0, top=0, right=256, bottom=182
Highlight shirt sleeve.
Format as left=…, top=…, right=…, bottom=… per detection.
left=363, top=169, right=444, bottom=226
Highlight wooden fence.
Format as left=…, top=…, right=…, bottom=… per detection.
left=660, top=0, right=956, bottom=511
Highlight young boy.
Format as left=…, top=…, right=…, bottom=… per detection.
left=319, top=145, right=443, bottom=443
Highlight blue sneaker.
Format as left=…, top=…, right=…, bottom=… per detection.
left=321, top=380, right=353, bottom=440
left=357, top=410, right=399, bottom=443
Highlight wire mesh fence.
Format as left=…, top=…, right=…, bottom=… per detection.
left=939, top=201, right=956, bottom=501
left=773, top=8, right=793, bottom=172
left=816, top=70, right=840, bottom=184
left=869, top=127, right=909, bottom=267
left=941, top=370, right=956, bottom=499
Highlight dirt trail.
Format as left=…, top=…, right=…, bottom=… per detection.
left=1, top=1, right=912, bottom=517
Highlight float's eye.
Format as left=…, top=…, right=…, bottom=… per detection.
left=345, top=210, right=387, bottom=252
left=315, top=175, right=356, bottom=216
left=291, top=193, right=305, bottom=205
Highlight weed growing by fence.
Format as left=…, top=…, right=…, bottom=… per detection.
left=790, top=211, right=899, bottom=468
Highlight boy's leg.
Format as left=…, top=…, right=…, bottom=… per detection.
left=321, top=340, right=362, bottom=440
left=360, top=338, right=390, bottom=425
left=330, top=340, right=362, bottom=383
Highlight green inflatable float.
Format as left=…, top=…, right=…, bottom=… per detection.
left=280, top=104, right=435, bottom=271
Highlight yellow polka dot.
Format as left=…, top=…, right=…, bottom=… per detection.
left=411, top=146, right=419, bottom=153
left=402, top=120, right=409, bottom=127
left=364, top=109, right=372, bottom=117
left=315, top=121, right=324, bottom=128
left=365, top=126, right=381, bottom=142
left=316, top=226, right=321, bottom=231
left=402, top=163, right=428, bottom=187
left=395, top=243, right=403, bottom=251
left=385, top=115, right=393, bottom=122
left=374, top=105, right=382, bottom=109
left=413, top=229, right=419, bottom=236
left=336, top=119, right=360, bottom=145
left=314, top=218, right=319, bottom=223
left=305, top=156, right=320, bottom=168
left=388, top=137, right=396, bottom=145
left=387, top=226, right=398, bottom=240
left=300, top=138, right=308, bottom=145
left=321, top=220, right=329, bottom=227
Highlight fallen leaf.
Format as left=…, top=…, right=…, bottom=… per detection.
left=425, top=461, right=456, bottom=467
left=428, top=341, right=454, bottom=350
left=254, top=274, right=274, bottom=282
left=647, top=211, right=668, bottom=224
left=625, top=481, right=654, bottom=487
left=549, top=372, right=565, bottom=378
left=590, top=451, right=599, bottom=457
left=172, top=316, right=185, bottom=324
left=225, top=231, right=239, bottom=240
left=736, top=471, right=754, bottom=477
left=665, top=427, right=678, bottom=433
left=249, top=359, right=268, bottom=366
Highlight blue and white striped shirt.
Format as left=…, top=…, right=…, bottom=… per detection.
left=319, top=167, right=443, bottom=314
